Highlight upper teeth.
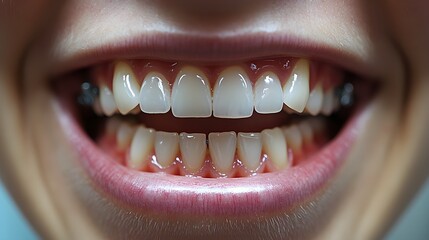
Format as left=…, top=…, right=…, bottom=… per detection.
left=92, top=59, right=343, bottom=118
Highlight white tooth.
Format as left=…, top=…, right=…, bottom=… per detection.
left=154, top=131, right=179, bottom=168
left=113, top=62, right=140, bottom=114
left=93, top=98, right=103, bottom=116
left=306, top=82, right=323, bottom=115
left=139, top=72, right=171, bottom=114
left=179, top=133, right=207, bottom=173
left=172, top=66, right=212, bottom=118
left=99, top=84, right=117, bottom=116
left=213, top=67, right=254, bottom=118
left=262, top=128, right=288, bottom=170
left=321, top=87, right=335, bottom=115
left=298, top=122, right=314, bottom=144
left=116, top=123, right=135, bottom=150
left=237, top=133, right=262, bottom=171
left=129, top=126, right=155, bottom=169
left=282, top=125, right=303, bottom=153
left=208, top=132, right=237, bottom=174
left=283, top=59, right=310, bottom=113
left=254, top=72, right=283, bottom=114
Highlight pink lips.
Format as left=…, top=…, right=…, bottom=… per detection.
left=55, top=97, right=360, bottom=216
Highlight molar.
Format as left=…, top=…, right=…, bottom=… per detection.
left=179, top=133, right=207, bottom=174
left=254, top=72, right=283, bottom=114
left=113, top=62, right=140, bottom=114
left=208, top=132, right=237, bottom=174
left=213, top=66, right=254, bottom=118
left=139, top=72, right=171, bottom=114
left=283, top=59, right=310, bottom=113
left=172, top=66, right=212, bottom=118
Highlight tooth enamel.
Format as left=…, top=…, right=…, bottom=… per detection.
left=282, top=125, right=303, bottom=153
left=208, top=132, right=237, bottom=174
left=254, top=72, right=283, bottom=114
left=179, top=133, right=207, bottom=173
left=154, top=131, right=179, bottom=168
left=106, top=117, right=121, bottom=136
left=283, top=59, right=310, bottom=113
left=262, top=128, right=288, bottom=170
left=93, top=98, right=103, bottom=116
left=113, top=62, right=140, bottom=114
left=321, top=87, right=335, bottom=115
left=116, top=123, right=135, bottom=150
left=99, top=84, right=117, bottom=116
left=213, top=67, right=254, bottom=118
left=172, top=66, right=212, bottom=118
left=306, top=82, right=324, bottom=115
left=298, top=122, right=314, bottom=144
left=237, top=132, right=262, bottom=171
left=139, top=72, right=171, bottom=114
left=129, top=126, right=155, bottom=169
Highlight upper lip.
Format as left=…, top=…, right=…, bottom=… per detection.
left=41, top=32, right=376, bottom=78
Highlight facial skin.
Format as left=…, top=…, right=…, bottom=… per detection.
left=0, top=0, right=428, bottom=239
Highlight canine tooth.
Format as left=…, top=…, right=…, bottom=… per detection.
left=99, top=84, right=117, bottom=116
left=282, top=125, right=303, bottom=153
left=213, top=67, right=254, bottom=118
left=306, top=82, right=323, bottom=115
left=179, top=133, right=207, bottom=173
left=139, top=72, right=171, bottom=114
left=262, top=128, right=288, bottom=170
left=208, top=132, right=237, bottom=174
left=322, top=87, right=335, bottom=115
left=254, top=72, right=283, bottom=114
left=116, top=123, right=135, bottom=150
left=129, top=126, right=155, bottom=169
left=237, top=133, right=262, bottom=171
left=154, top=131, right=179, bottom=168
left=283, top=59, right=310, bottom=113
left=113, top=62, right=140, bottom=114
left=172, top=66, right=212, bottom=117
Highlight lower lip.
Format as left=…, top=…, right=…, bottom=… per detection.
left=55, top=99, right=361, bottom=217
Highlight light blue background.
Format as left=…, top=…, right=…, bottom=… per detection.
left=1, top=180, right=428, bottom=239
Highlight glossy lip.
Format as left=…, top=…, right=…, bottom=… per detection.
left=55, top=97, right=363, bottom=216
left=48, top=32, right=368, bottom=217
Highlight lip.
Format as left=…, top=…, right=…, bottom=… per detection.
left=47, top=32, right=370, bottom=218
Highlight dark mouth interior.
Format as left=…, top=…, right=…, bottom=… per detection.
left=53, top=58, right=373, bottom=178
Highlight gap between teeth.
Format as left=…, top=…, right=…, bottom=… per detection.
left=97, top=59, right=341, bottom=119
left=106, top=117, right=325, bottom=177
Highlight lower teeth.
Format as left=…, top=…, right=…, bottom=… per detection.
left=97, top=117, right=328, bottom=178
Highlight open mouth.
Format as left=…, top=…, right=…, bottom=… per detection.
left=53, top=50, right=373, bottom=216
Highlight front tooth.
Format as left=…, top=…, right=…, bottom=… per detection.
left=129, top=126, right=155, bottom=169
left=213, top=67, right=254, bottom=118
left=306, top=82, right=324, bottom=115
left=113, top=62, right=140, bottom=114
left=99, top=84, right=117, bottom=116
left=237, top=133, right=262, bottom=171
left=254, top=72, right=283, bottom=114
left=154, top=131, right=179, bottom=168
left=321, top=87, right=335, bottom=115
left=283, top=59, right=310, bottom=113
left=282, top=125, right=303, bottom=153
left=179, top=133, right=207, bottom=173
left=172, top=66, right=212, bottom=117
left=208, top=132, right=237, bottom=174
left=139, top=72, right=171, bottom=114
left=262, top=128, right=288, bottom=170
left=116, top=122, right=135, bottom=150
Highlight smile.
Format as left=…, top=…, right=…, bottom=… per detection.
left=52, top=34, right=374, bottom=217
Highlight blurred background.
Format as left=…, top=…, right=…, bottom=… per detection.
left=1, top=179, right=428, bottom=239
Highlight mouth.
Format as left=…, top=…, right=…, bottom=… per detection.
left=52, top=35, right=374, bottom=217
